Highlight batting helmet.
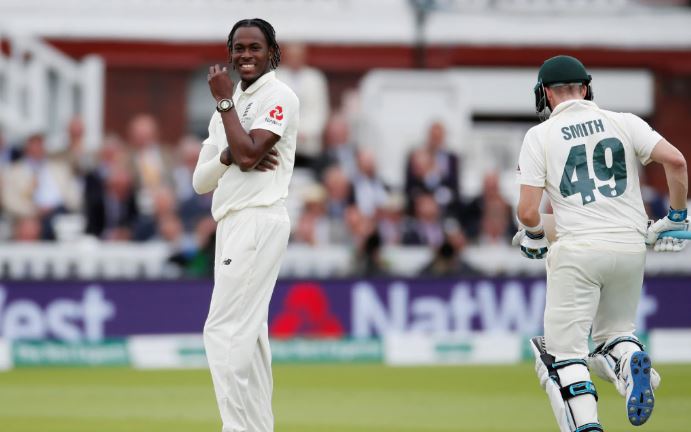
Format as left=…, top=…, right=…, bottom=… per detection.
left=534, top=55, right=593, bottom=120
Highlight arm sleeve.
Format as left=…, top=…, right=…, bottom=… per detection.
left=250, top=87, right=299, bottom=137
left=624, top=113, right=662, bottom=165
left=517, top=129, right=546, bottom=187
left=192, top=114, right=229, bottom=194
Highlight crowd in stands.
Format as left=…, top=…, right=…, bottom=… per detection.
left=0, top=109, right=518, bottom=278
left=0, top=43, right=670, bottom=278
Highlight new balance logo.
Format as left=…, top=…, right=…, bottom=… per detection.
left=223, top=259, right=232, bottom=265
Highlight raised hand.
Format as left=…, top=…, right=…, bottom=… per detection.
left=207, top=64, right=234, bottom=101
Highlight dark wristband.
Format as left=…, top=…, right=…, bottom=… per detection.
left=525, top=230, right=545, bottom=240
left=668, top=207, right=688, bottom=222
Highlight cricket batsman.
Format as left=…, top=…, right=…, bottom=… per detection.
left=513, top=55, right=688, bottom=431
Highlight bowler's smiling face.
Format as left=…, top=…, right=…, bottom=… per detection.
left=230, top=26, right=272, bottom=89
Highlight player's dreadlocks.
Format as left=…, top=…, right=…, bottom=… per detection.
left=227, top=18, right=281, bottom=70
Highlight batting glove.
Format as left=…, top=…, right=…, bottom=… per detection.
left=512, top=229, right=549, bottom=259
left=646, top=207, right=688, bottom=251
left=653, top=236, right=687, bottom=252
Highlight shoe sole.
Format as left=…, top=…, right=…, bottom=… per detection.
left=627, top=351, right=654, bottom=426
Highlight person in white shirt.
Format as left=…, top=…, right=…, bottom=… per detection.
left=514, top=55, right=688, bottom=432
left=193, top=18, right=299, bottom=432
left=276, top=42, right=329, bottom=168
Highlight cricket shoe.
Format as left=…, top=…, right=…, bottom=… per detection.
left=620, top=351, right=655, bottom=426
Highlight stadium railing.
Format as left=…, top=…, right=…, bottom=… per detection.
left=0, top=241, right=688, bottom=280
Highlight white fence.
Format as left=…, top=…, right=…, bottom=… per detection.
left=0, top=30, right=103, bottom=151
left=0, top=242, right=688, bottom=280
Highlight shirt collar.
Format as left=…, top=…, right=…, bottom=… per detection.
left=236, top=70, right=276, bottom=96
left=550, top=99, right=597, bottom=117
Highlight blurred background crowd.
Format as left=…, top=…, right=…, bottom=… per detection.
left=0, top=87, right=519, bottom=278
left=0, top=0, right=688, bottom=279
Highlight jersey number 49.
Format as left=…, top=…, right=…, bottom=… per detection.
left=560, top=137, right=627, bottom=205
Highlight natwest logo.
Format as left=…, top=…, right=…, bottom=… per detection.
left=351, top=281, right=546, bottom=337
left=270, top=282, right=343, bottom=339
left=0, top=285, right=116, bottom=342
left=351, top=281, right=657, bottom=338
left=269, top=105, right=283, bottom=120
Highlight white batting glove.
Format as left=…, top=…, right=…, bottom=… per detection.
left=511, top=229, right=526, bottom=247
left=646, top=208, right=688, bottom=251
left=513, top=229, right=549, bottom=259
left=653, top=236, right=687, bottom=252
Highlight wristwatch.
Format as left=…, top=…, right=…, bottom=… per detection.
left=216, top=98, right=234, bottom=112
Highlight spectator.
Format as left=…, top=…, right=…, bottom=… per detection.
left=313, top=112, right=358, bottom=179
left=322, top=165, right=354, bottom=220
left=12, top=216, right=42, bottom=242
left=133, top=185, right=178, bottom=241
left=343, top=201, right=388, bottom=277
left=172, top=135, right=200, bottom=203
left=97, top=133, right=129, bottom=172
left=461, top=171, right=517, bottom=242
left=402, top=192, right=445, bottom=248
left=126, top=114, right=173, bottom=210
left=276, top=42, right=329, bottom=168
left=1, top=132, right=82, bottom=239
left=377, top=192, right=407, bottom=245
left=353, top=230, right=389, bottom=277
left=173, top=135, right=211, bottom=230
left=169, top=215, right=217, bottom=278
left=157, top=211, right=204, bottom=278
left=344, top=205, right=376, bottom=250
left=405, top=121, right=461, bottom=217
left=424, top=121, right=460, bottom=194
left=405, top=147, right=436, bottom=211
left=83, top=135, right=138, bottom=239
left=84, top=162, right=140, bottom=240
left=187, top=216, right=217, bottom=277
left=52, top=115, right=88, bottom=174
left=419, top=224, right=482, bottom=277
left=478, top=194, right=515, bottom=246
left=158, top=213, right=198, bottom=258
left=292, top=184, right=331, bottom=246
left=156, top=213, right=183, bottom=242
left=352, top=148, right=389, bottom=217
left=67, top=116, right=85, bottom=147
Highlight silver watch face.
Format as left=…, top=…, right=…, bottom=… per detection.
left=218, top=99, right=232, bottom=111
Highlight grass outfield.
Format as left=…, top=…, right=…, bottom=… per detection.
left=0, top=363, right=689, bottom=431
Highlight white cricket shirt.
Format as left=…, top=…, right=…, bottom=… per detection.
left=518, top=99, right=661, bottom=243
left=205, top=71, right=299, bottom=221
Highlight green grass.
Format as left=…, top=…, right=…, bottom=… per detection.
left=0, top=363, right=689, bottom=431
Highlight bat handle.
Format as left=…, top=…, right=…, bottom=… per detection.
left=659, top=230, right=691, bottom=240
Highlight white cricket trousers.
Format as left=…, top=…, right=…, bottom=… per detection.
left=204, top=203, right=290, bottom=432
left=544, top=239, right=646, bottom=360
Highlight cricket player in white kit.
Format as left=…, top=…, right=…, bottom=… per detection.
left=514, top=55, right=688, bottom=432
left=192, top=18, right=299, bottom=432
